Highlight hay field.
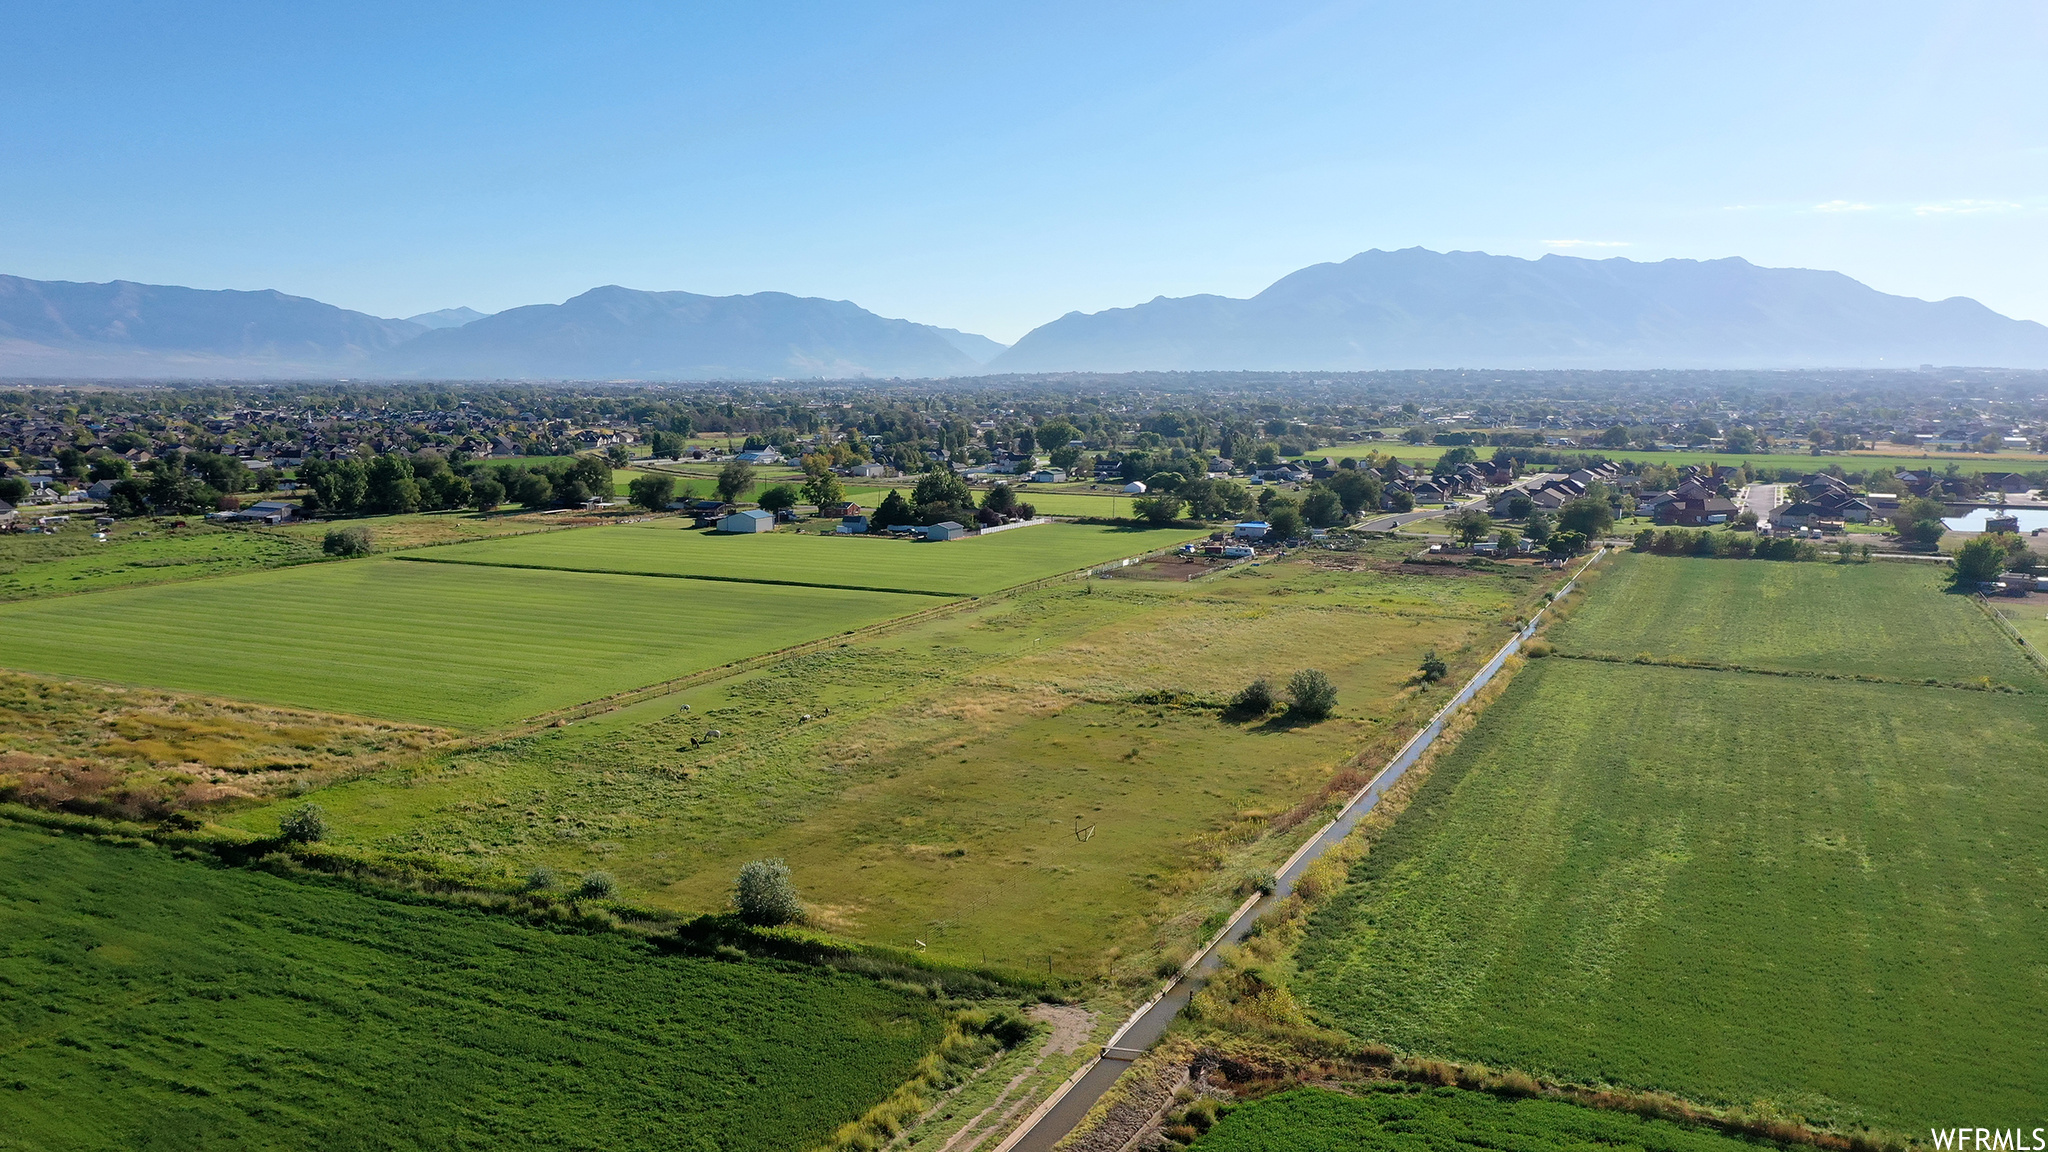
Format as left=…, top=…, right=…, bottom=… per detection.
left=1292, top=556, right=2048, bottom=1134
left=0, top=558, right=935, bottom=727
left=1546, top=553, right=2043, bottom=689
left=1192, top=1085, right=1765, bottom=1152
left=0, top=822, right=944, bottom=1152
left=228, top=547, right=1562, bottom=980
left=410, top=520, right=1207, bottom=594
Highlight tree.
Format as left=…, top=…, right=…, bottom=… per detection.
left=911, top=467, right=972, bottom=511
left=647, top=430, right=686, bottom=459
left=511, top=470, right=554, bottom=509
left=278, top=803, right=328, bottom=843
left=1133, top=493, right=1185, bottom=525
left=1231, top=677, right=1275, bottom=715
left=757, top=484, right=799, bottom=514
left=1386, top=488, right=1415, bottom=513
left=1300, top=487, right=1344, bottom=528
left=981, top=482, right=1016, bottom=515
left=1049, top=445, right=1083, bottom=473
left=1557, top=496, right=1613, bottom=539
left=801, top=470, right=844, bottom=510
left=1600, top=425, right=1631, bottom=448
left=1505, top=492, right=1535, bottom=520
left=1495, top=528, right=1520, bottom=553
left=363, top=455, right=421, bottom=515
left=468, top=476, right=505, bottom=512
left=1448, top=507, right=1493, bottom=545
left=1548, top=529, right=1586, bottom=557
left=1891, top=496, right=1947, bottom=548
left=1037, top=420, right=1080, bottom=452
left=0, top=476, right=26, bottom=504
left=1264, top=500, right=1305, bottom=542
left=1525, top=508, right=1553, bottom=545
left=628, top=472, right=676, bottom=512
left=88, top=456, right=131, bottom=482
left=871, top=489, right=912, bottom=528
left=323, top=526, right=374, bottom=557
left=1418, top=650, right=1448, bottom=681
left=715, top=460, right=756, bottom=503
left=302, top=458, right=368, bottom=515
left=605, top=444, right=631, bottom=467
left=1287, top=669, right=1337, bottom=720
left=733, top=859, right=803, bottom=926
left=105, top=478, right=150, bottom=518
left=1952, top=534, right=2013, bottom=586
left=1323, top=468, right=1382, bottom=516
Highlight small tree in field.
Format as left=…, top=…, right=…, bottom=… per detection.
left=733, top=859, right=803, bottom=926
left=1231, top=677, right=1275, bottom=715
left=627, top=472, right=675, bottom=512
left=322, top=526, right=373, bottom=557
left=1418, top=649, right=1449, bottom=682
left=278, top=803, right=328, bottom=843
left=1287, top=669, right=1337, bottom=720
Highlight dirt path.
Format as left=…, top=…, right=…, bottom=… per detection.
left=931, top=1005, right=1094, bottom=1152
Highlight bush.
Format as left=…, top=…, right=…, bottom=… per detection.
left=524, top=866, right=557, bottom=891
left=322, top=526, right=373, bottom=557
left=1243, top=868, right=1278, bottom=896
left=733, top=859, right=804, bottom=926
left=277, top=803, right=328, bottom=843
left=577, top=871, right=618, bottom=899
left=1419, top=649, right=1449, bottom=681
left=1231, top=677, right=1275, bottom=714
left=1287, top=668, right=1337, bottom=720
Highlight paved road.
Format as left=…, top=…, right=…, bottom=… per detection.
left=995, top=551, right=1606, bottom=1152
left=1358, top=496, right=1488, bottom=533
left=1740, top=483, right=1781, bottom=525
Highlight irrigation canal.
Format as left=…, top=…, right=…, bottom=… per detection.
left=994, top=548, right=1606, bottom=1152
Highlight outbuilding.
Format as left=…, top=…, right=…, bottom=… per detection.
left=717, top=509, right=776, bottom=533
left=1122, top=480, right=1147, bottom=494
left=1233, top=521, right=1270, bottom=540
left=925, top=520, right=970, bottom=541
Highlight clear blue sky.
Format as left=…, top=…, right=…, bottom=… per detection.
left=3, top=1, right=2043, bottom=341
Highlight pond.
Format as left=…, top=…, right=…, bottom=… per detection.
left=1942, top=507, right=2048, bottom=533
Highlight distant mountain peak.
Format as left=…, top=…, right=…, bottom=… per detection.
left=403, top=306, right=491, bottom=329
left=989, top=248, right=2048, bottom=371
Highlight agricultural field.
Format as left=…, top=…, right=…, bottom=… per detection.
left=0, top=558, right=936, bottom=727
left=1987, top=594, right=2048, bottom=659
left=228, top=545, right=1562, bottom=979
left=412, top=520, right=1208, bottom=594
left=0, top=822, right=947, bottom=1152
left=1192, top=1086, right=1766, bottom=1152
left=1291, top=556, right=2048, bottom=1134
left=1545, top=553, right=2043, bottom=689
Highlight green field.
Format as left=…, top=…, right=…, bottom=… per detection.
left=1292, top=559, right=2048, bottom=1132
left=412, top=520, right=1207, bottom=594
left=0, top=822, right=944, bottom=1152
left=1192, top=1086, right=1766, bottom=1152
left=1546, top=553, right=2043, bottom=689
left=229, top=546, right=1561, bottom=976
left=0, top=558, right=934, bottom=727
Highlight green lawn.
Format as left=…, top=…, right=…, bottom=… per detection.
left=0, top=558, right=936, bottom=727
left=0, top=822, right=945, bottom=1152
left=0, top=523, right=322, bottom=601
left=408, top=520, right=1207, bottom=595
left=1292, top=657, right=2048, bottom=1133
left=1546, top=553, right=2043, bottom=689
left=1192, top=1086, right=1766, bottom=1152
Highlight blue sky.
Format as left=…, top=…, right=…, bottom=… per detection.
left=3, top=0, right=2043, bottom=341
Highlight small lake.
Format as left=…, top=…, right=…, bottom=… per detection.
left=1942, top=507, right=2048, bottom=533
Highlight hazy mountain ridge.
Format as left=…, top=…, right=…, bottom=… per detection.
left=990, top=248, right=2048, bottom=371
left=403, top=307, right=491, bottom=329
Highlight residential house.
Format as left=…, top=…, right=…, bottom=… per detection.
left=818, top=500, right=863, bottom=518
left=0, top=500, right=14, bottom=527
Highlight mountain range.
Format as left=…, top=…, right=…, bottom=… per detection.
left=5, top=248, right=2047, bottom=380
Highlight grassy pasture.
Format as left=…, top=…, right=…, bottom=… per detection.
left=0, top=822, right=945, bottom=1152
left=1293, top=657, right=2048, bottom=1132
left=0, top=559, right=935, bottom=728
left=1546, top=553, right=2043, bottom=689
left=413, top=520, right=1208, bottom=594
left=230, top=548, right=1560, bottom=978
left=1191, top=1086, right=1764, bottom=1152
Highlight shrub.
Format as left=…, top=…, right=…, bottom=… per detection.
left=733, top=858, right=804, bottom=926
left=1231, top=677, right=1275, bottom=714
left=524, top=866, right=557, bottom=891
left=322, top=526, right=373, bottom=557
left=277, top=803, right=328, bottom=843
left=578, top=871, right=618, bottom=899
left=1419, top=649, right=1449, bottom=681
left=1287, top=669, right=1337, bottom=720
left=1522, top=640, right=1554, bottom=658
left=1244, top=868, right=1278, bottom=896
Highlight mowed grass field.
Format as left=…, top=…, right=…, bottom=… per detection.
left=1292, top=556, right=2048, bottom=1134
left=1192, top=1086, right=1767, bottom=1152
left=1546, top=553, right=2043, bottom=689
left=0, top=558, right=935, bottom=727
left=0, top=822, right=945, bottom=1152
left=229, top=547, right=1562, bottom=977
left=413, top=520, right=1207, bottom=594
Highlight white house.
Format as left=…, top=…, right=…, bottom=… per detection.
left=1233, top=521, right=1270, bottom=540
left=717, top=509, right=776, bottom=533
